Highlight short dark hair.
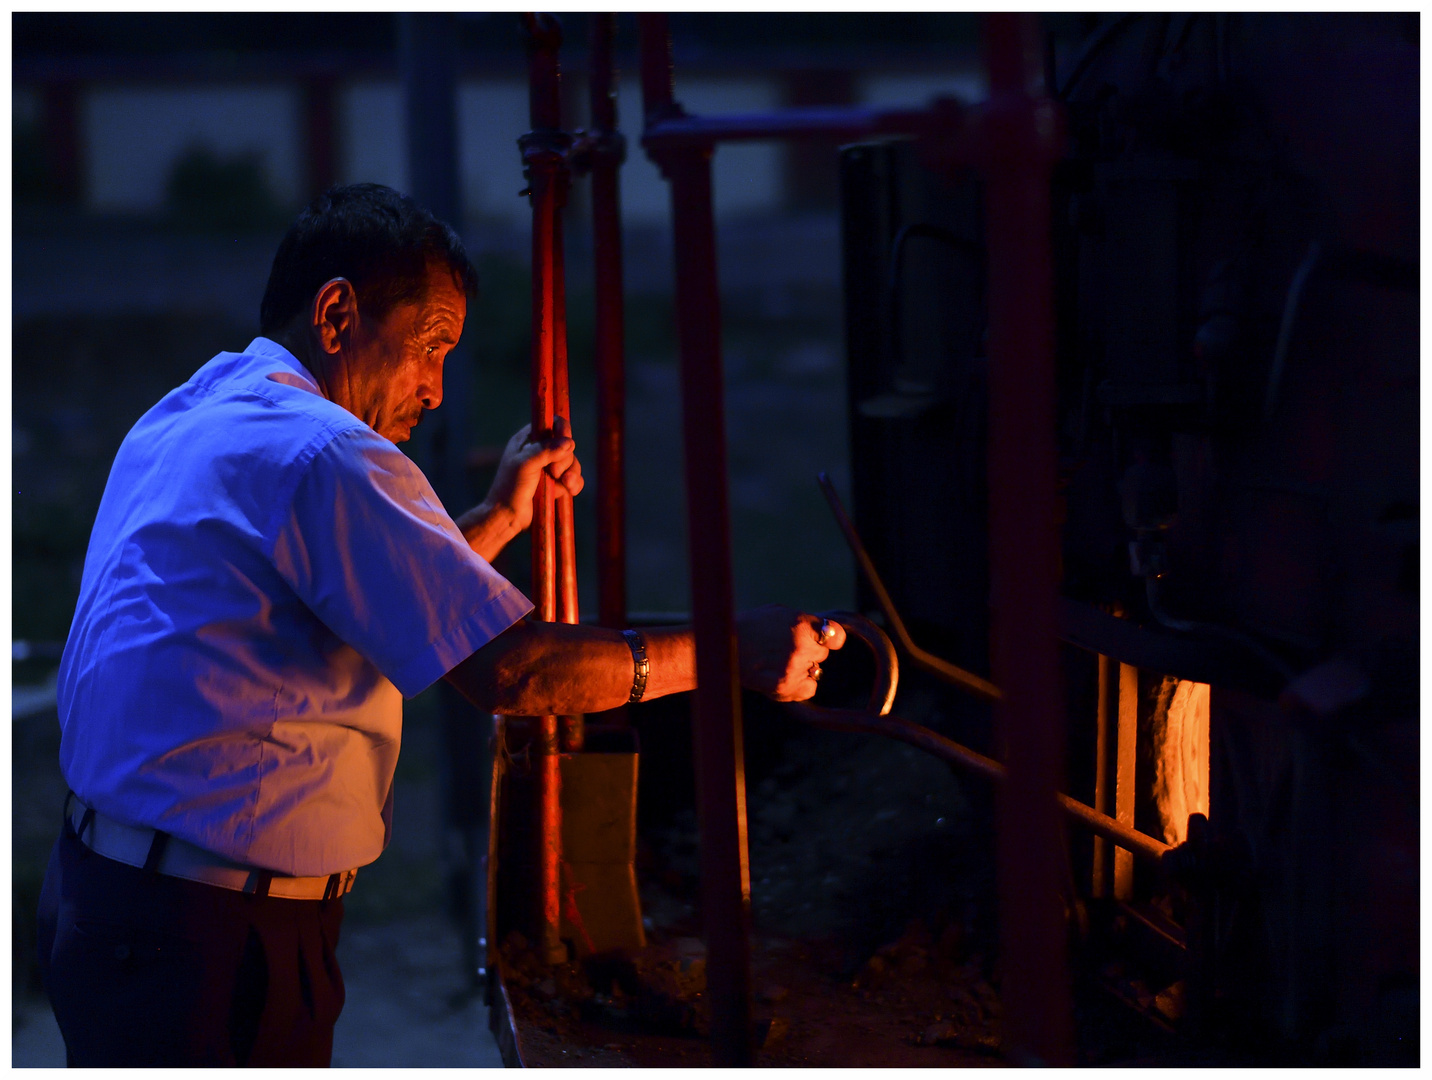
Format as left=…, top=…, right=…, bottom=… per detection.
left=259, top=183, right=478, bottom=335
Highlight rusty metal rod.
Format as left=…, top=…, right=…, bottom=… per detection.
left=1092, top=651, right=1115, bottom=896
left=784, top=703, right=1170, bottom=866
left=639, top=12, right=754, bottom=1067
left=981, top=12, right=1073, bottom=1064
left=553, top=188, right=584, bottom=755
left=521, top=11, right=569, bottom=966
left=553, top=217, right=578, bottom=632
left=817, top=472, right=1000, bottom=702
left=1114, top=661, right=1139, bottom=900
left=589, top=12, right=628, bottom=636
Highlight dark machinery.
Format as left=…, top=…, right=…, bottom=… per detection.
left=842, top=12, right=1417, bottom=1065
left=486, top=11, right=1417, bottom=1068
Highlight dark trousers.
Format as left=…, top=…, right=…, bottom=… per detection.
left=37, top=815, right=346, bottom=1067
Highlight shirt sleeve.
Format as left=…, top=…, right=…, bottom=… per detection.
left=271, top=426, right=533, bottom=698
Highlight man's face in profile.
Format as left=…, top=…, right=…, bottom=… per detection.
left=338, top=263, right=467, bottom=443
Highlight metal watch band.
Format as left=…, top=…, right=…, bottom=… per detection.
left=622, top=628, right=650, bottom=705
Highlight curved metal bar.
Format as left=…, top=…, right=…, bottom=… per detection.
left=785, top=605, right=1166, bottom=865
left=817, top=610, right=898, bottom=716
left=817, top=472, right=1001, bottom=702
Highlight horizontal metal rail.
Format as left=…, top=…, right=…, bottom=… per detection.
left=642, top=104, right=942, bottom=147
left=785, top=610, right=1168, bottom=866
left=784, top=701, right=1171, bottom=866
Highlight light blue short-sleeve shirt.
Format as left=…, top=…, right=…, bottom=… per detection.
left=57, top=337, right=532, bottom=876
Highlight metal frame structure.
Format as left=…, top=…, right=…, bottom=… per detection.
left=517, top=11, right=1075, bottom=1066
left=637, top=12, right=1071, bottom=1065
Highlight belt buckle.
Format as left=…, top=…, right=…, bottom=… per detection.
left=320, top=868, right=355, bottom=901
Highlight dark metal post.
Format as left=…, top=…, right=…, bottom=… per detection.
left=521, top=12, right=572, bottom=966
left=302, top=76, right=337, bottom=200
left=639, top=13, right=676, bottom=120
left=979, top=12, right=1075, bottom=1066
left=589, top=12, right=629, bottom=634
left=41, top=80, right=82, bottom=204
left=639, top=13, right=754, bottom=1067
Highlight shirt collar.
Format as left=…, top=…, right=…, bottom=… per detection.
left=245, top=337, right=321, bottom=393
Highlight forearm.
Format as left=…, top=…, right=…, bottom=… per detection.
left=455, top=501, right=522, bottom=563
left=444, top=620, right=695, bottom=715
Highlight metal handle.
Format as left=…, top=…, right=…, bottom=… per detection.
left=811, top=610, right=899, bottom=717
left=816, top=473, right=1000, bottom=702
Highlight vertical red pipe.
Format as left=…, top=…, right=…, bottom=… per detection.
left=553, top=213, right=585, bottom=753
left=639, top=13, right=754, bottom=1066
left=528, top=162, right=558, bottom=628
left=522, top=12, right=570, bottom=966
left=554, top=239, right=578, bottom=631
left=589, top=12, right=629, bottom=634
left=979, top=12, right=1074, bottom=1065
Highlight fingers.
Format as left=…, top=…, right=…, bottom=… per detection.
left=517, top=416, right=582, bottom=497
left=516, top=417, right=571, bottom=455
left=543, top=416, right=576, bottom=461
left=778, top=617, right=848, bottom=702
left=734, top=604, right=852, bottom=703
left=806, top=615, right=847, bottom=655
left=554, top=456, right=584, bottom=497
left=540, top=441, right=581, bottom=497
left=773, top=660, right=821, bottom=703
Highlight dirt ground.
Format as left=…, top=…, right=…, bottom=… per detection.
left=488, top=674, right=1191, bottom=1069
left=492, top=695, right=1010, bottom=1068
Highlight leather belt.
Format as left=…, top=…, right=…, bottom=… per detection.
left=66, top=795, right=357, bottom=901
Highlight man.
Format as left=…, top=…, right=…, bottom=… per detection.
left=38, top=184, right=843, bottom=1066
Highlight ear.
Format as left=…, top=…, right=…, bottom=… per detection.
left=310, top=278, right=357, bottom=356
